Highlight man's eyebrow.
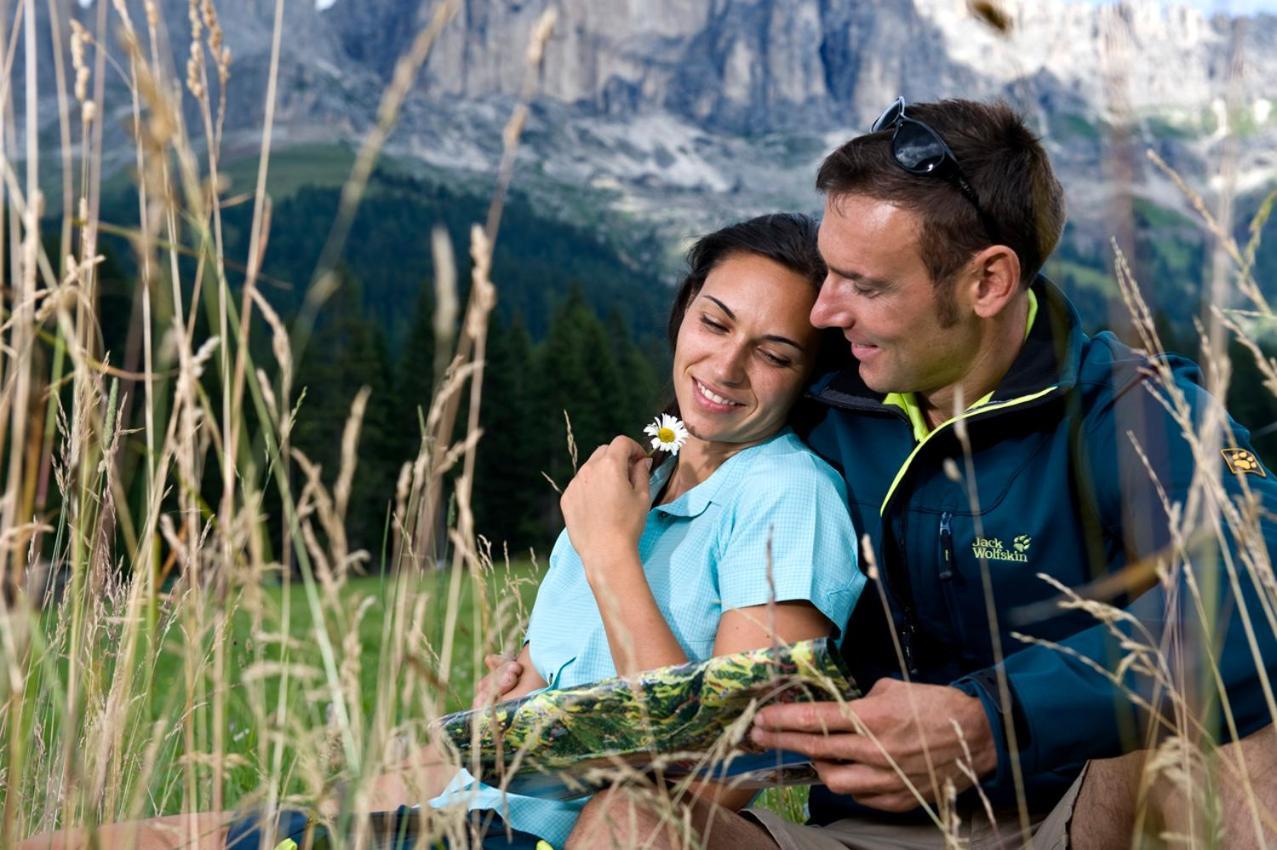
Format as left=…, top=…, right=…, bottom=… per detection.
left=702, top=295, right=736, bottom=320
left=826, top=264, right=890, bottom=288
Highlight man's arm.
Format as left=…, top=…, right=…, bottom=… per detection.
left=961, top=358, right=1277, bottom=794
left=753, top=360, right=1277, bottom=813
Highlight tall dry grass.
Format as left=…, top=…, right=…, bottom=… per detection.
left=0, top=0, right=566, bottom=847
left=0, top=1, right=1275, bottom=849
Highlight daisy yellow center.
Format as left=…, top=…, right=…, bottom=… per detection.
left=658, top=427, right=676, bottom=443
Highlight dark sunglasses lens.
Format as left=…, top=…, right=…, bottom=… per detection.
left=892, top=122, right=947, bottom=173
left=871, top=98, right=905, bottom=133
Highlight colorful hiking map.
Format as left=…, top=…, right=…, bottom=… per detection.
left=439, top=638, right=858, bottom=799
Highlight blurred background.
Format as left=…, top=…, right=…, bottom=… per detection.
left=23, top=0, right=1277, bottom=556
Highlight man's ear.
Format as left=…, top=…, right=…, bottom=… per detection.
left=965, top=245, right=1022, bottom=319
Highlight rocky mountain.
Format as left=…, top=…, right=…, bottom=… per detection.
left=31, top=0, right=1277, bottom=311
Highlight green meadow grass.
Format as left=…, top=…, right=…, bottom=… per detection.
left=25, top=558, right=805, bottom=822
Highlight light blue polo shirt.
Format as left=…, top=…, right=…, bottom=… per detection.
left=430, top=427, right=863, bottom=848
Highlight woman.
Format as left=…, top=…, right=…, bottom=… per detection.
left=22, top=214, right=863, bottom=850
left=414, top=212, right=863, bottom=849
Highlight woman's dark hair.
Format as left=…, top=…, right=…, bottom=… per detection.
left=664, top=213, right=847, bottom=396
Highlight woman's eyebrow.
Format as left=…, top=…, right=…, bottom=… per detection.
left=702, top=295, right=736, bottom=319
left=762, top=334, right=804, bottom=351
left=703, top=294, right=803, bottom=351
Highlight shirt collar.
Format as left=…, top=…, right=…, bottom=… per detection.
left=649, top=429, right=789, bottom=518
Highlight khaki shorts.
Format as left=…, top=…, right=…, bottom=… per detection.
left=743, top=769, right=1084, bottom=850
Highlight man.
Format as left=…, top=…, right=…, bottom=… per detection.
left=564, top=98, right=1277, bottom=848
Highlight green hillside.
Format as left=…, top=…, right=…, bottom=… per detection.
left=81, top=144, right=1277, bottom=552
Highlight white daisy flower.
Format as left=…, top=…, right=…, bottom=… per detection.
left=644, top=413, right=689, bottom=455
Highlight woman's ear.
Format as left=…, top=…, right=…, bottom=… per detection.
left=967, top=245, right=1022, bottom=320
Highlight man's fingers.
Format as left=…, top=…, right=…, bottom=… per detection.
left=811, top=761, right=906, bottom=798
left=845, top=791, right=923, bottom=814
left=749, top=728, right=889, bottom=765
left=754, top=700, right=860, bottom=733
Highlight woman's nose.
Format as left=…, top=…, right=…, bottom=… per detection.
left=710, top=344, right=749, bottom=387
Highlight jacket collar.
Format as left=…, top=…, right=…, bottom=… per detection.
left=809, top=275, right=1085, bottom=413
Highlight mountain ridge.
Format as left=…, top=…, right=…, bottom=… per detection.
left=33, top=0, right=1277, bottom=319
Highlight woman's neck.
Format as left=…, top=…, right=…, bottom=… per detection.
left=658, top=431, right=772, bottom=505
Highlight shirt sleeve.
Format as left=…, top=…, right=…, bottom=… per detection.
left=523, top=529, right=583, bottom=683
left=714, top=449, right=864, bottom=638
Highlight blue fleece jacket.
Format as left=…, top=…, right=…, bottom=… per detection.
left=798, top=277, right=1277, bottom=822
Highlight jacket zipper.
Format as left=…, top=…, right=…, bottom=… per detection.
left=938, top=511, right=968, bottom=650
left=899, top=603, right=920, bottom=677
left=872, top=388, right=1061, bottom=678
left=939, top=511, right=955, bottom=580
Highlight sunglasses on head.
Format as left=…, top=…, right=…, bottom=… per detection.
left=872, top=97, right=1002, bottom=244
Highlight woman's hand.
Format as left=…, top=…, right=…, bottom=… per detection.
left=470, top=645, right=545, bottom=710
left=560, top=435, right=653, bottom=582
left=471, top=653, right=524, bottom=710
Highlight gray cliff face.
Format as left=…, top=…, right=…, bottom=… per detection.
left=26, top=0, right=1277, bottom=264
left=391, top=0, right=1274, bottom=132
left=401, top=0, right=981, bottom=133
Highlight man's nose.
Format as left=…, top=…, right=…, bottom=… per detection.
left=810, top=277, right=852, bottom=330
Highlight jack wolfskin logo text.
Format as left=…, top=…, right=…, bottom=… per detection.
left=971, top=536, right=1031, bottom=563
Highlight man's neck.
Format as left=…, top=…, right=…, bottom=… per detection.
left=918, top=294, right=1031, bottom=430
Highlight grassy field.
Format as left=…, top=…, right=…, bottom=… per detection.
left=4, top=1, right=1273, bottom=847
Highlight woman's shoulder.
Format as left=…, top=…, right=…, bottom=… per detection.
left=730, top=429, right=848, bottom=501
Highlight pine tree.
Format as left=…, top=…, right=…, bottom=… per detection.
left=606, top=309, right=664, bottom=436
left=291, top=267, right=397, bottom=559
left=392, top=280, right=437, bottom=464
left=473, top=315, right=544, bottom=552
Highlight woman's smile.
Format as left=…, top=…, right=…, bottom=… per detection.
left=691, top=377, right=745, bottom=412
left=672, top=251, right=820, bottom=451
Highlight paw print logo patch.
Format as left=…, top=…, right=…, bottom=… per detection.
left=1013, top=534, right=1032, bottom=553
left=1222, top=448, right=1266, bottom=478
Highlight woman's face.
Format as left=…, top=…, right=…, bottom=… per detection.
left=672, top=251, right=821, bottom=449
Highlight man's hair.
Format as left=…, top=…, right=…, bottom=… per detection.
left=817, top=99, right=1065, bottom=306
left=666, top=212, right=844, bottom=375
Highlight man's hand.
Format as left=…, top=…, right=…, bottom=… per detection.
left=471, top=653, right=524, bottom=710
left=750, top=678, right=997, bottom=813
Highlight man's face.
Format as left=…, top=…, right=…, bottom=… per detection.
left=811, top=194, right=980, bottom=398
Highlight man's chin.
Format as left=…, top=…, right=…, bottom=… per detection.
left=857, top=363, right=896, bottom=394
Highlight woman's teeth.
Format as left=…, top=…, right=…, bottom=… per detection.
left=697, top=380, right=741, bottom=406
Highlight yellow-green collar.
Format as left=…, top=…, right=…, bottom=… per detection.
left=884, top=290, right=1039, bottom=443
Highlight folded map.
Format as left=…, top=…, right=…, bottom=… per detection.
left=439, top=637, right=858, bottom=800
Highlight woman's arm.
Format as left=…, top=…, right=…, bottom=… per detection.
left=562, top=437, right=842, bottom=809
left=689, top=600, right=836, bottom=810
left=560, top=436, right=683, bottom=675
left=361, top=646, right=549, bottom=811
left=587, top=547, right=689, bottom=674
